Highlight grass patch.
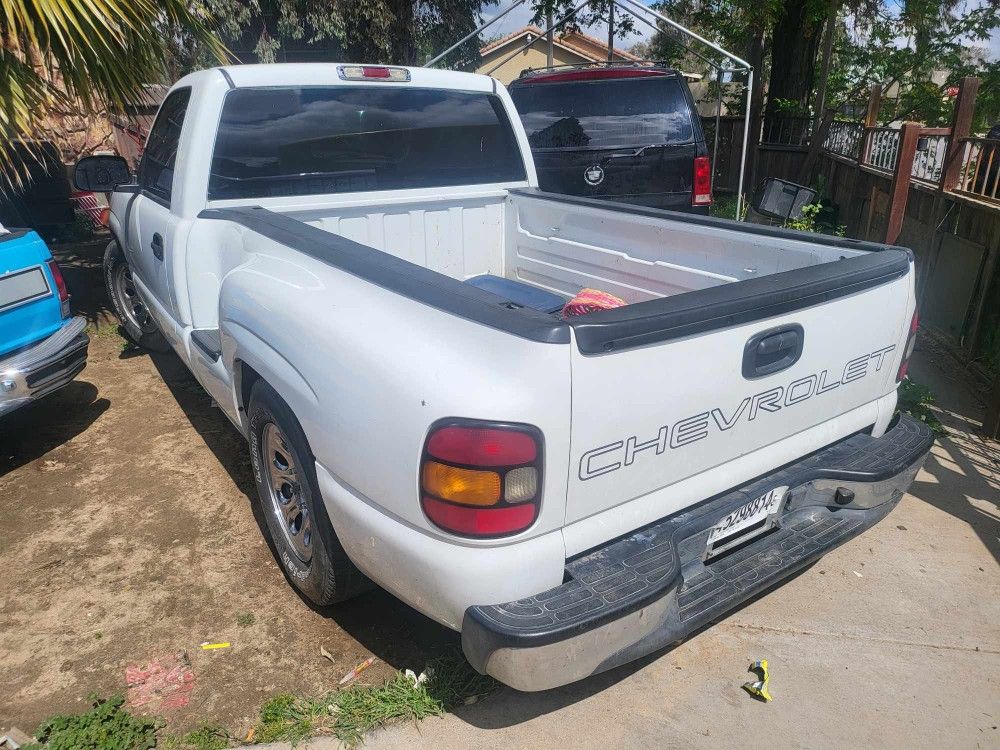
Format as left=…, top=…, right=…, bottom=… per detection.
left=23, top=694, right=160, bottom=750
left=160, top=724, right=231, bottom=750
left=86, top=323, right=132, bottom=353
left=236, top=613, right=255, bottom=628
left=898, top=377, right=946, bottom=435
left=250, top=652, right=497, bottom=747
left=710, top=194, right=746, bottom=221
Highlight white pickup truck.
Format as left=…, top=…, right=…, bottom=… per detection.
left=74, top=63, right=933, bottom=692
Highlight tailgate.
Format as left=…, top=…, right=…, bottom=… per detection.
left=565, top=250, right=913, bottom=525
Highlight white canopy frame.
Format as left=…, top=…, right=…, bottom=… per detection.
left=425, top=0, right=754, bottom=219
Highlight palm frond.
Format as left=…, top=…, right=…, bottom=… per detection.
left=0, top=0, right=230, bottom=187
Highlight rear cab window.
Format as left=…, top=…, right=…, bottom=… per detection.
left=509, top=74, right=697, bottom=151
left=208, top=87, right=528, bottom=200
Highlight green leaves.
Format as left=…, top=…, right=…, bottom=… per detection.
left=23, top=694, right=161, bottom=750
left=0, top=0, right=229, bottom=184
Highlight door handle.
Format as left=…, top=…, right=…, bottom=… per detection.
left=151, top=233, right=164, bottom=261
left=742, top=324, right=804, bottom=379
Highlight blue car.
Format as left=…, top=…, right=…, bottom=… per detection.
left=0, top=228, right=88, bottom=416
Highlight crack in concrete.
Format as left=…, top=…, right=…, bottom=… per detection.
left=722, top=622, right=1000, bottom=654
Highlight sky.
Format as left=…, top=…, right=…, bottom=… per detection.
left=478, top=0, right=1000, bottom=61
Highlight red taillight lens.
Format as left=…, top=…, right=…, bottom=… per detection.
left=422, top=497, right=536, bottom=537
left=47, top=259, right=68, bottom=302
left=427, top=426, right=537, bottom=466
left=47, top=259, right=71, bottom=318
left=693, top=156, right=712, bottom=206
left=421, top=421, right=542, bottom=538
left=897, top=309, right=919, bottom=382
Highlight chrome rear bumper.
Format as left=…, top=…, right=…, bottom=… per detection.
left=0, top=316, right=89, bottom=416
left=462, top=415, right=935, bottom=691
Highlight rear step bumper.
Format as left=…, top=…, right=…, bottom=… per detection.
left=462, top=414, right=934, bottom=691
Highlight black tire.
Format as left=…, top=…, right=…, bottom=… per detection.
left=103, top=239, right=170, bottom=352
left=247, top=380, right=368, bottom=605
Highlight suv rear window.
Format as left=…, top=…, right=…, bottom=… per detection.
left=510, top=76, right=695, bottom=150
left=208, top=87, right=527, bottom=200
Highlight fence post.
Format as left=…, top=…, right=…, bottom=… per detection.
left=859, top=84, right=882, bottom=164
left=941, top=76, right=980, bottom=192
left=885, top=122, right=920, bottom=245
left=863, top=84, right=882, bottom=128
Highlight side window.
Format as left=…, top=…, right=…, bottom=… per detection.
left=139, top=88, right=191, bottom=205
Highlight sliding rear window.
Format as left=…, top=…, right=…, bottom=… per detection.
left=208, top=86, right=527, bottom=200
left=510, top=76, right=695, bottom=150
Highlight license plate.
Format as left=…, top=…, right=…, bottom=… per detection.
left=706, top=485, right=788, bottom=558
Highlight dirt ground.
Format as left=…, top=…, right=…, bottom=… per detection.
left=0, top=236, right=454, bottom=737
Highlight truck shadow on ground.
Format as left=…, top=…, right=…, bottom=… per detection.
left=445, top=564, right=817, bottom=730
left=0, top=381, right=109, bottom=475
left=146, top=349, right=461, bottom=673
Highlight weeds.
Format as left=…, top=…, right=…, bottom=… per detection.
left=23, top=694, right=160, bottom=750
left=710, top=194, right=747, bottom=221
left=250, top=652, right=497, bottom=747
left=161, top=724, right=230, bottom=750
left=236, top=613, right=255, bottom=627
left=897, top=377, right=946, bottom=435
left=86, top=323, right=132, bottom=353
left=23, top=654, right=496, bottom=749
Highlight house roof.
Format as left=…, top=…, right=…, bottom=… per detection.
left=480, top=25, right=642, bottom=63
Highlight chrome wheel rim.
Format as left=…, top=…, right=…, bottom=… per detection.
left=113, top=263, right=156, bottom=334
left=262, top=422, right=312, bottom=564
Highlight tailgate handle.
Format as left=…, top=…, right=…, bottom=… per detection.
left=743, top=324, right=804, bottom=379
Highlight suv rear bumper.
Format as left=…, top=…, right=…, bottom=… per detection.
left=462, top=414, right=934, bottom=691
left=0, top=316, right=89, bottom=417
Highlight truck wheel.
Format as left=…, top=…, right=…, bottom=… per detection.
left=103, top=240, right=170, bottom=352
left=247, top=380, right=368, bottom=606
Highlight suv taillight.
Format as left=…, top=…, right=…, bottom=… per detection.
left=420, top=421, right=542, bottom=538
left=47, top=259, right=71, bottom=318
left=693, top=156, right=712, bottom=206
left=897, top=309, right=919, bottom=382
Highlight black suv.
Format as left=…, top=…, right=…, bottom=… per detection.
left=508, top=65, right=711, bottom=213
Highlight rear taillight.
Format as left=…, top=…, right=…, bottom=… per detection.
left=897, top=309, right=919, bottom=382
left=47, top=259, right=71, bottom=318
left=421, top=421, right=542, bottom=538
left=693, top=156, right=712, bottom=206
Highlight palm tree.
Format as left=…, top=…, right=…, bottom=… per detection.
left=1, top=0, right=228, bottom=184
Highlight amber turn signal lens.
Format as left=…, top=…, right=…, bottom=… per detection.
left=421, top=461, right=501, bottom=506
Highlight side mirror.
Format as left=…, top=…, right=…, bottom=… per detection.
left=73, top=155, right=131, bottom=192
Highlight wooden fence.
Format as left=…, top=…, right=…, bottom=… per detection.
left=706, top=76, right=1000, bottom=437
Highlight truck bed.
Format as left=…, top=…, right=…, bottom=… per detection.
left=202, top=187, right=908, bottom=353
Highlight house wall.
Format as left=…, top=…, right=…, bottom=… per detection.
left=477, top=42, right=590, bottom=85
